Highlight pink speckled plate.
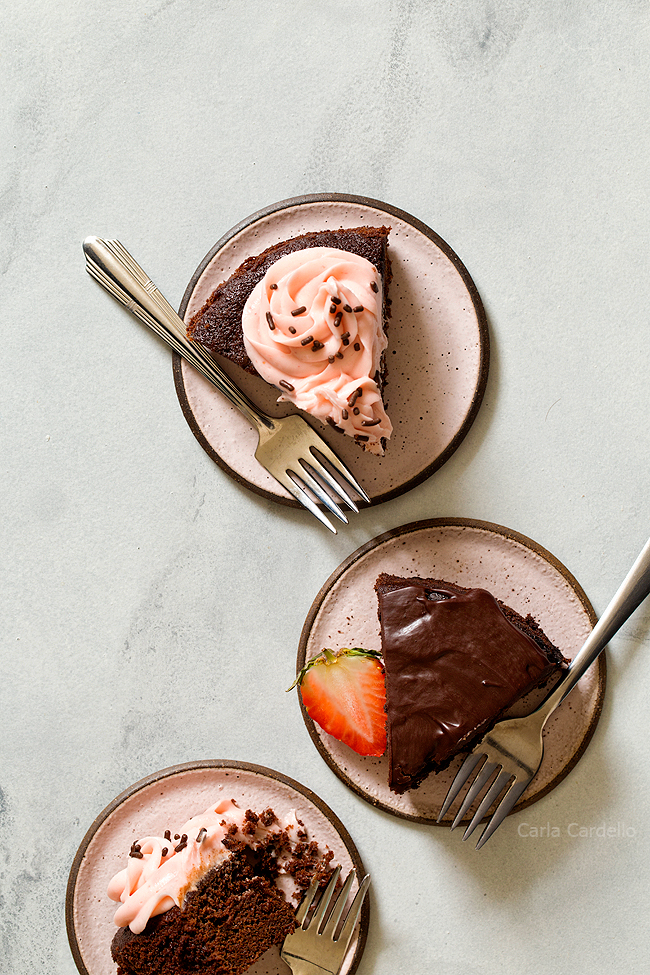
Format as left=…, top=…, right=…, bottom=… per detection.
left=174, top=194, right=489, bottom=506
left=66, top=761, right=368, bottom=975
left=297, top=519, right=606, bottom=824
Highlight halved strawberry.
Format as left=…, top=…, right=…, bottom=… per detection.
left=290, top=648, right=387, bottom=757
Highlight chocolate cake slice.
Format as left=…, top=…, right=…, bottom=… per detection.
left=188, top=227, right=392, bottom=453
left=108, top=801, right=334, bottom=975
left=188, top=227, right=391, bottom=372
left=111, top=847, right=295, bottom=975
left=375, top=574, right=567, bottom=794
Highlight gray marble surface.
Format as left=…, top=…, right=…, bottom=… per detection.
left=3, top=1, right=649, bottom=973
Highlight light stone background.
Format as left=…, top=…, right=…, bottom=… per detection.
left=2, top=1, right=649, bottom=973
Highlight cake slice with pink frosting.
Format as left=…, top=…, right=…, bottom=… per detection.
left=188, top=227, right=392, bottom=455
left=108, top=798, right=335, bottom=975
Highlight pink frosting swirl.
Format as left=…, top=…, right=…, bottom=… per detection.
left=242, top=247, right=391, bottom=454
left=107, top=799, right=301, bottom=934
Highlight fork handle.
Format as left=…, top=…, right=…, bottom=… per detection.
left=541, top=535, right=650, bottom=717
left=83, top=236, right=275, bottom=433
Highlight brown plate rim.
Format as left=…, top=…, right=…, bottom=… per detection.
left=66, top=759, right=369, bottom=975
left=173, top=192, right=490, bottom=508
left=296, top=517, right=607, bottom=825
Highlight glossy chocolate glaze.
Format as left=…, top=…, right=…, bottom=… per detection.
left=376, top=576, right=564, bottom=794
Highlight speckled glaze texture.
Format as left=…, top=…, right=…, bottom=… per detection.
left=297, top=520, right=605, bottom=823
left=67, top=763, right=367, bottom=975
left=176, top=195, right=488, bottom=505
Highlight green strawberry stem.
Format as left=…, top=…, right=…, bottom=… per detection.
left=287, top=647, right=382, bottom=691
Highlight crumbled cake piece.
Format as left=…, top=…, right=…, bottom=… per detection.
left=111, top=843, right=296, bottom=975
left=109, top=800, right=335, bottom=975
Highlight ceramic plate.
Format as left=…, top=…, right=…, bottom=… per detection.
left=174, top=193, right=489, bottom=507
left=66, top=761, right=368, bottom=975
left=296, top=519, right=606, bottom=824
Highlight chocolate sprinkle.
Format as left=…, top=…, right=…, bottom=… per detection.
left=196, top=828, right=207, bottom=843
left=174, top=834, right=188, bottom=852
left=129, top=842, right=143, bottom=859
left=331, top=296, right=341, bottom=305
left=354, top=342, right=361, bottom=351
left=279, top=379, right=295, bottom=391
left=353, top=305, right=364, bottom=313
left=164, top=830, right=172, bottom=841
left=312, top=340, right=324, bottom=350
left=336, top=351, right=344, bottom=359
left=362, top=417, right=382, bottom=426
left=347, top=387, right=362, bottom=407
left=329, top=304, right=337, bottom=314
left=270, top=283, right=278, bottom=290
left=342, top=408, right=348, bottom=420
left=291, top=306, right=307, bottom=317
left=328, top=355, right=335, bottom=363
left=301, top=335, right=314, bottom=346
left=266, top=311, right=275, bottom=330
left=161, top=847, right=168, bottom=857
left=353, top=407, right=360, bottom=415
left=333, top=311, right=343, bottom=327
left=354, top=434, right=369, bottom=442
left=370, top=280, right=379, bottom=292
left=343, top=304, right=352, bottom=313
left=289, top=326, right=297, bottom=334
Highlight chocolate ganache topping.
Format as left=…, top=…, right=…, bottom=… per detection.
left=375, top=575, right=565, bottom=794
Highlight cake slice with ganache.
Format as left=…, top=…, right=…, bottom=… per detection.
left=187, top=227, right=392, bottom=454
left=375, top=574, right=567, bottom=794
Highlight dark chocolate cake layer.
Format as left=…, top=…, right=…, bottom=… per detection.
left=187, top=226, right=391, bottom=377
left=375, top=574, right=566, bottom=794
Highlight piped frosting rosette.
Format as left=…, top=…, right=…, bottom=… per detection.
left=242, top=247, right=392, bottom=454
left=107, top=799, right=302, bottom=934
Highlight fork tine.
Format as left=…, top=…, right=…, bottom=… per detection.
left=302, top=454, right=360, bottom=513
left=474, top=778, right=531, bottom=850
left=336, top=873, right=371, bottom=953
left=310, top=446, right=370, bottom=504
left=293, top=465, right=349, bottom=524
left=450, top=758, right=497, bottom=829
left=462, top=767, right=513, bottom=841
left=438, top=751, right=486, bottom=821
left=295, top=874, right=320, bottom=926
left=321, top=869, right=356, bottom=939
left=311, top=865, right=342, bottom=932
left=273, top=470, right=339, bottom=533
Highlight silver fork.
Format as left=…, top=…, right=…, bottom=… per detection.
left=281, top=867, right=371, bottom=975
left=439, top=535, right=650, bottom=849
left=83, top=236, right=370, bottom=533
